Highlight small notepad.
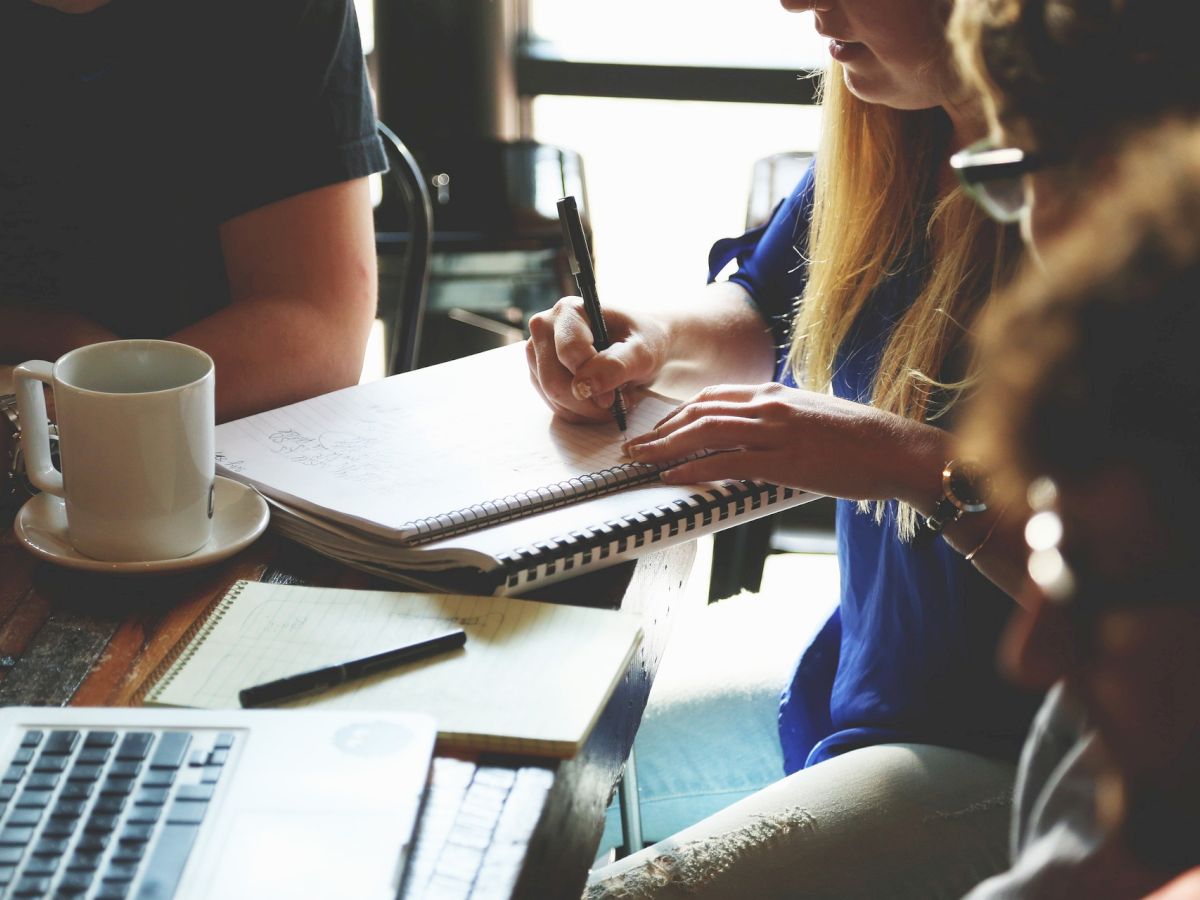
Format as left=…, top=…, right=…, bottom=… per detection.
left=143, top=580, right=643, bottom=758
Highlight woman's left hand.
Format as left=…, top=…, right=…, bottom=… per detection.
left=622, top=382, right=946, bottom=505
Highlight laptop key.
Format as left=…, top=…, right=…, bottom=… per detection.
left=0, top=826, right=34, bottom=846
left=96, top=880, right=131, bottom=900
left=57, top=871, right=95, bottom=894
left=120, top=823, right=154, bottom=842
left=66, top=851, right=102, bottom=871
left=111, top=840, right=147, bottom=864
left=166, top=800, right=208, bottom=825
left=26, top=772, right=59, bottom=791
left=43, top=731, right=79, bottom=756
left=85, top=813, right=121, bottom=834
left=175, top=784, right=214, bottom=802
left=19, top=731, right=43, bottom=749
left=12, top=875, right=51, bottom=895
left=84, top=731, right=117, bottom=748
left=51, top=799, right=87, bottom=818
left=32, top=754, right=68, bottom=773
left=78, top=747, right=111, bottom=765
left=0, top=846, right=23, bottom=864
left=134, top=787, right=168, bottom=806
left=15, top=790, right=52, bottom=810
left=7, top=808, right=42, bottom=827
left=76, top=833, right=111, bottom=853
left=138, top=823, right=201, bottom=899
left=107, top=861, right=140, bottom=881
left=32, top=837, right=68, bottom=856
left=101, top=777, right=136, bottom=796
left=21, top=853, right=60, bottom=876
left=2, top=765, right=26, bottom=783
left=60, top=782, right=95, bottom=801
left=41, top=818, right=78, bottom=838
left=95, top=796, right=127, bottom=815
left=149, top=732, right=191, bottom=769
left=141, top=768, right=175, bottom=788
left=67, top=764, right=103, bottom=783
left=125, top=805, right=161, bottom=825
left=110, top=761, right=141, bottom=779
left=116, top=733, right=154, bottom=761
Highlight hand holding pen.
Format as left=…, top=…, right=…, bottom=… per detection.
left=556, top=195, right=629, bottom=433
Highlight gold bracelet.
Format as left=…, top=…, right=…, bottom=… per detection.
left=964, top=505, right=1007, bottom=562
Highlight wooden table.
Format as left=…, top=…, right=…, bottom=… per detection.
left=0, top=506, right=698, bottom=899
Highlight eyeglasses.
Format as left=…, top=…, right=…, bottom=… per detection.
left=950, top=139, right=1048, bottom=224
left=1024, top=476, right=1194, bottom=621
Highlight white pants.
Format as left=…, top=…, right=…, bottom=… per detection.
left=586, top=743, right=1017, bottom=900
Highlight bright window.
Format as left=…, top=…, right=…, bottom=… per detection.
left=531, top=100, right=821, bottom=310
left=526, top=5, right=825, bottom=308
left=526, top=3, right=825, bottom=69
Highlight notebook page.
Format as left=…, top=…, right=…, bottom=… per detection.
left=215, top=343, right=677, bottom=541
left=147, top=581, right=643, bottom=756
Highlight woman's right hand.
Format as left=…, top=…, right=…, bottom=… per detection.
left=525, top=296, right=670, bottom=424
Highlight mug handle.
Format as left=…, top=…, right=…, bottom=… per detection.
left=13, top=361, right=64, bottom=497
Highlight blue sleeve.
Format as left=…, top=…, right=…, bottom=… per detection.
left=707, top=163, right=816, bottom=354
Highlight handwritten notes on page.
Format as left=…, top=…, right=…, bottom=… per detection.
left=215, top=343, right=677, bottom=541
left=144, top=581, right=644, bottom=757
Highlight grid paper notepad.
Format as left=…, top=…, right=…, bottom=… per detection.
left=143, top=580, right=643, bottom=758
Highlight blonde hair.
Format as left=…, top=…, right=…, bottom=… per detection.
left=786, top=68, right=1016, bottom=540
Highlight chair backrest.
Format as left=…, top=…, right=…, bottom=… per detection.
left=745, top=151, right=814, bottom=229
left=376, top=122, right=434, bottom=375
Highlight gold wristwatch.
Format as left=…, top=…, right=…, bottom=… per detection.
left=925, top=458, right=991, bottom=535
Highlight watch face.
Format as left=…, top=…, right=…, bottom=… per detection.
left=947, top=461, right=991, bottom=512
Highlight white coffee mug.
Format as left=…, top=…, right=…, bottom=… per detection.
left=15, top=340, right=216, bottom=562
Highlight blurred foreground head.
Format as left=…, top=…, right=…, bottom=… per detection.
left=962, top=120, right=1200, bottom=872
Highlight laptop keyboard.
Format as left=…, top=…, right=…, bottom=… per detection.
left=0, top=727, right=235, bottom=899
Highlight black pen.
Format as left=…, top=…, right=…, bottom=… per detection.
left=238, top=628, right=467, bottom=708
left=557, top=195, right=629, bottom=432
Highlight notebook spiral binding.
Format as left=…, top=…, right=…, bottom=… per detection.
left=404, top=461, right=670, bottom=545
left=497, top=480, right=797, bottom=590
left=138, top=579, right=249, bottom=704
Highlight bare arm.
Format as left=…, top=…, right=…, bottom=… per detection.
left=623, top=380, right=1032, bottom=604
left=0, top=304, right=118, bottom=362
left=174, top=177, right=377, bottom=422
left=1, top=177, right=377, bottom=424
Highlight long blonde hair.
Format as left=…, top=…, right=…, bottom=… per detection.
left=786, top=68, right=1016, bottom=540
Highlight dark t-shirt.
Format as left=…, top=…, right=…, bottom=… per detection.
left=709, top=166, right=1042, bottom=772
left=0, top=0, right=385, bottom=338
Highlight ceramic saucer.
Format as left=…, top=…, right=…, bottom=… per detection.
left=14, top=476, right=269, bottom=575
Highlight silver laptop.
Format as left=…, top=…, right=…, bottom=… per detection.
left=0, top=706, right=436, bottom=899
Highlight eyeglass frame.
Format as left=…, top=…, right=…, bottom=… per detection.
left=1023, top=475, right=1197, bottom=643
left=950, top=139, right=1051, bottom=224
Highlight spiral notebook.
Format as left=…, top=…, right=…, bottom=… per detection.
left=142, top=580, right=643, bottom=758
left=215, top=343, right=815, bottom=595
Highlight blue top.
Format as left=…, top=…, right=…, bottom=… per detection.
left=708, top=165, right=1040, bottom=773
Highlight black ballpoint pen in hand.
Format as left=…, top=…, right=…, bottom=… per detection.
left=556, top=195, right=629, bottom=432
left=238, top=627, right=467, bottom=708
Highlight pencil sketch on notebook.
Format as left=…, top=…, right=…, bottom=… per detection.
left=215, top=343, right=682, bottom=541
